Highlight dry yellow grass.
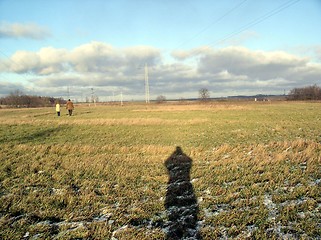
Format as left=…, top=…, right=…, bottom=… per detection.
left=1, top=101, right=320, bottom=239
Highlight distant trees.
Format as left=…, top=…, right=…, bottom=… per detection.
left=156, top=95, right=166, bottom=103
left=199, top=88, right=210, bottom=101
left=0, top=90, right=65, bottom=108
left=287, top=85, right=321, bottom=100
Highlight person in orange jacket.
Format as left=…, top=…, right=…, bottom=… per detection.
left=66, top=99, right=74, bottom=116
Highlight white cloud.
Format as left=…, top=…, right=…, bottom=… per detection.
left=68, top=42, right=120, bottom=72
left=314, top=46, right=321, bottom=61
left=8, top=47, right=68, bottom=75
left=171, top=47, right=208, bottom=60
left=1, top=43, right=321, bottom=100
left=197, top=46, right=311, bottom=82
left=67, top=42, right=161, bottom=73
left=10, top=51, right=40, bottom=73
left=0, top=22, right=51, bottom=39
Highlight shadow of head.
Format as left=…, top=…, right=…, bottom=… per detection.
left=164, top=146, right=202, bottom=240
left=165, top=146, right=192, bottom=182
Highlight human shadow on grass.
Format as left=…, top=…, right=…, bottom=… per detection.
left=164, top=146, right=202, bottom=240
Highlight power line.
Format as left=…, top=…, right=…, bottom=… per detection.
left=173, top=0, right=248, bottom=51
left=0, top=49, right=38, bottom=97
left=192, top=0, right=301, bottom=55
left=0, top=49, right=34, bottom=80
left=0, top=73, right=11, bottom=82
left=145, top=63, right=150, bottom=103
left=0, top=49, right=24, bottom=70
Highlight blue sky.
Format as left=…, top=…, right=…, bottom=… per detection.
left=1, top=0, right=321, bottom=101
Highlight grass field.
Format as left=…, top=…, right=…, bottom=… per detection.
left=0, top=101, right=320, bottom=239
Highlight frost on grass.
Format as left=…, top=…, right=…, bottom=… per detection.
left=1, top=136, right=320, bottom=239
left=263, top=194, right=278, bottom=222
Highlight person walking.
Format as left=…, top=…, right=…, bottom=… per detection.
left=66, top=99, right=74, bottom=116
left=55, top=101, right=61, bottom=116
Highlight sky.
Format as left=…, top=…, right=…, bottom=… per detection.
left=0, top=0, right=321, bottom=101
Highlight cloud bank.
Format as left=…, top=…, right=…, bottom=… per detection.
left=1, top=42, right=320, bottom=100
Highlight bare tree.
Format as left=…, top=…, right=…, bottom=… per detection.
left=156, top=95, right=166, bottom=103
left=0, top=90, right=65, bottom=108
left=288, top=85, right=321, bottom=100
left=199, top=88, right=210, bottom=101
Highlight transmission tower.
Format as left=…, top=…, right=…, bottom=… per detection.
left=144, top=63, right=150, bottom=103
left=67, top=86, right=70, bottom=99
left=91, top=88, right=94, bottom=102
left=91, top=88, right=96, bottom=106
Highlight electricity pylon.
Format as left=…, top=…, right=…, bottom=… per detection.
left=145, top=63, right=150, bottom=103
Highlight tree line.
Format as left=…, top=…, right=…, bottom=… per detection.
left=0, top=90, right=65, bottom=108
left=287, top=85, right=321, bottom=100
left=198, top=85, right=321, bottom=101
left=1, top=85, right=320, bottom=108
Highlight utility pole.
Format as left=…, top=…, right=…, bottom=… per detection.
left=91, top=88, right=94, bottom=102
left=145, top=63, right=150, bottom=103
left=91, top=88, right=96, bottom=107
left=67, top=86, right=70, bottom=99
